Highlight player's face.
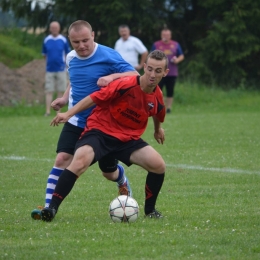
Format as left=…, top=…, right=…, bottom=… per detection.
left=161, top=30, right=171, bottom=43
left=143, top=58, right=169, bottom=90
left=69, top=27, right=95, bottom=57
left=119, top=27, right=130, bottom=41
left=50, top=22, right=60, bottom=37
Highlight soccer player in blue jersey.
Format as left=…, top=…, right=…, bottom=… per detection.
left=31, top=20, right=139, bottom=220
left=42, top=21, right=71, bottom=116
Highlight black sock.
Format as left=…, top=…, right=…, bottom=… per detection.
left=49, top=169, right=77, bottom=211
left=144, top=172, right=165, bottom=215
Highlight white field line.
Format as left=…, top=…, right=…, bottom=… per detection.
left=166, top=163, right=260, bottom=175
left=0, top=156, right=52, bottom=162
left=0, top=156, right=259, bottom=175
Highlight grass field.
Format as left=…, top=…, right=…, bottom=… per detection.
left=0, top=85, right=260, bottom=259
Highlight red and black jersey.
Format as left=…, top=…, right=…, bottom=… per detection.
left=82, top=76, right=165, bottom=142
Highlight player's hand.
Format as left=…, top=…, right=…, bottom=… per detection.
left=51, top=97, right=67, bottom=111
left=134, top=64, right=142, bottom=71
left=171, top=56, right=177, bottom=64
left=50, top=112, right=70, bottom=126
left=97, top=75, right=114, bottom=87
left=154, top=128, right=165, bottom=144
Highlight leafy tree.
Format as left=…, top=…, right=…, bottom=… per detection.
left=188, top=0, right=260, bottom=87
left=0, top=0, right=53, bottom=31
left=51, top=0, right=165, bottom=47
left=1, top=0, right=260, bottom=88
left=0, top=0, right=169, bottom=46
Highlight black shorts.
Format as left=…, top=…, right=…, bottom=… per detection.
left=158, top=76, right=177, bottom=97
left=56, top=122, right=84, bottom=155
left=75, top=129, right=148, bottom=166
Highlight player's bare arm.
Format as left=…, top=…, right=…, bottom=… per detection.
left=136, top=51, right=148, bottom=70
left=171, top=54, right=184, bottom=64
left=51, top=95, right=96, bottom=126
left=97, top=71, right=139, bottom=87
left=152, top=116, right=165, bottom=144
left=51, top=83, right=71, bottom=110
left=154, top=128, right=165, bottom=144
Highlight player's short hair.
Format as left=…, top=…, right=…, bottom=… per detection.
left=68, top=20, right=92, bottom=34
left=161, top=28, right=172, bottom=33
left=147, top=50, right=168, bottom=70
left=50, top=21, right=60, bottom=27
left=118, top=24, right=130, bottom=30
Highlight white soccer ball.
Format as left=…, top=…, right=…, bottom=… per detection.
left=109, top=195, right=139, bottom=223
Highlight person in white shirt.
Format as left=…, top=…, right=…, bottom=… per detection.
left=114, top=25, right=148, bottom=71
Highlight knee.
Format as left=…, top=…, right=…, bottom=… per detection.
left=67, top=157, right=89, bottom=176
left=55, top=152, right=73, bottom=168
left=157, top=159, right=166, bottom=173
left=75, top=160, right=88, bottom=174
left=150, top=157, right=166, bottom=174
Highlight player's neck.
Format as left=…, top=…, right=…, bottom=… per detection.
left=139, top=76, right=155, bottom=94
left=162, top=40, right=171, bottom=44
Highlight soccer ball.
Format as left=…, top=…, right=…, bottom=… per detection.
left=109, top=195, right=139, bottom=223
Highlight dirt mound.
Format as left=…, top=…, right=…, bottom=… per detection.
left=0, top=59, right=45, bottom=106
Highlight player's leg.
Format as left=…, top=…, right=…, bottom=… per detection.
left=56, top=71, right=68, bottom=113
left=158, top=77, right=166, bottom=108
left=165, top=76, right=176, bottom=113
left=46, top=123, right=83, bottom=206
left=115, top=140, right=165, bottom=218
left=44, top=72, right=55, bottom=116
left=45, top=92, right=53, bottom=115
left=158, top=77, right=165, bottom=92
left=31, top=123, right=83, bottom=220
left=41, top=130, right=110, bottom=221
left=99, top=155, right=132, bottom=197
left=130, top=145, right=165, bottom=218
left=41, top=144, right=95, bottom=222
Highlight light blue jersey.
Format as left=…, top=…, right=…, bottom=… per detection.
left=66, top=43, right=135, bottom=128
left=42, top=34, right=70, bottom=72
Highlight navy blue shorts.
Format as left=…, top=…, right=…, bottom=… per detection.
left=158, top=76, right=177, bottom=97
left=75, top=129, right=148, bottom=166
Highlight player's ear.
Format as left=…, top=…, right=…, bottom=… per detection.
left=163, top=68, right=169, bottom=77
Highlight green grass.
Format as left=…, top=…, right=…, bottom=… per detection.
left=0, top=86, right=260, bottom=259
left=0, top=28, right=43, bottom=68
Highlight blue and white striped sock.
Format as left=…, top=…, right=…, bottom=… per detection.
left=115, top=164, right=126, bottom=186
left=45, top=167, right=63, bottom=207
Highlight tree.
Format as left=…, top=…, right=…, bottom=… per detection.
left=1, top=0, right=260, bottom=88
left=188, top=0, right=260, bottom=86
left=0, top=0, right=54, bottom=31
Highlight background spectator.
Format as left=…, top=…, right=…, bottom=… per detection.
left=151, top=28, right=184, bottom=113
left=115, top=24, right=148, bottom=71
left=42, top=21, right=70, bottom=116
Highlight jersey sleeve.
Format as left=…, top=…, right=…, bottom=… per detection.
left=134, top=38, right=147, bottom=54
left=176, top=43, right=184, bottom=56
left=42, top=41, right=46, bottom=56
left=150, top=43, right=156, bottom=51
left=110, top=51, right=136, bottom=73
left=90, top=78, right=122, bottom=106
left=155, top=105, right=166, bottom=122
left=154, top=88, right=166, bottom=122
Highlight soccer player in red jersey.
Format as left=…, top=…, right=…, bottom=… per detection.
left=41, top=50, right=169, bottom=221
